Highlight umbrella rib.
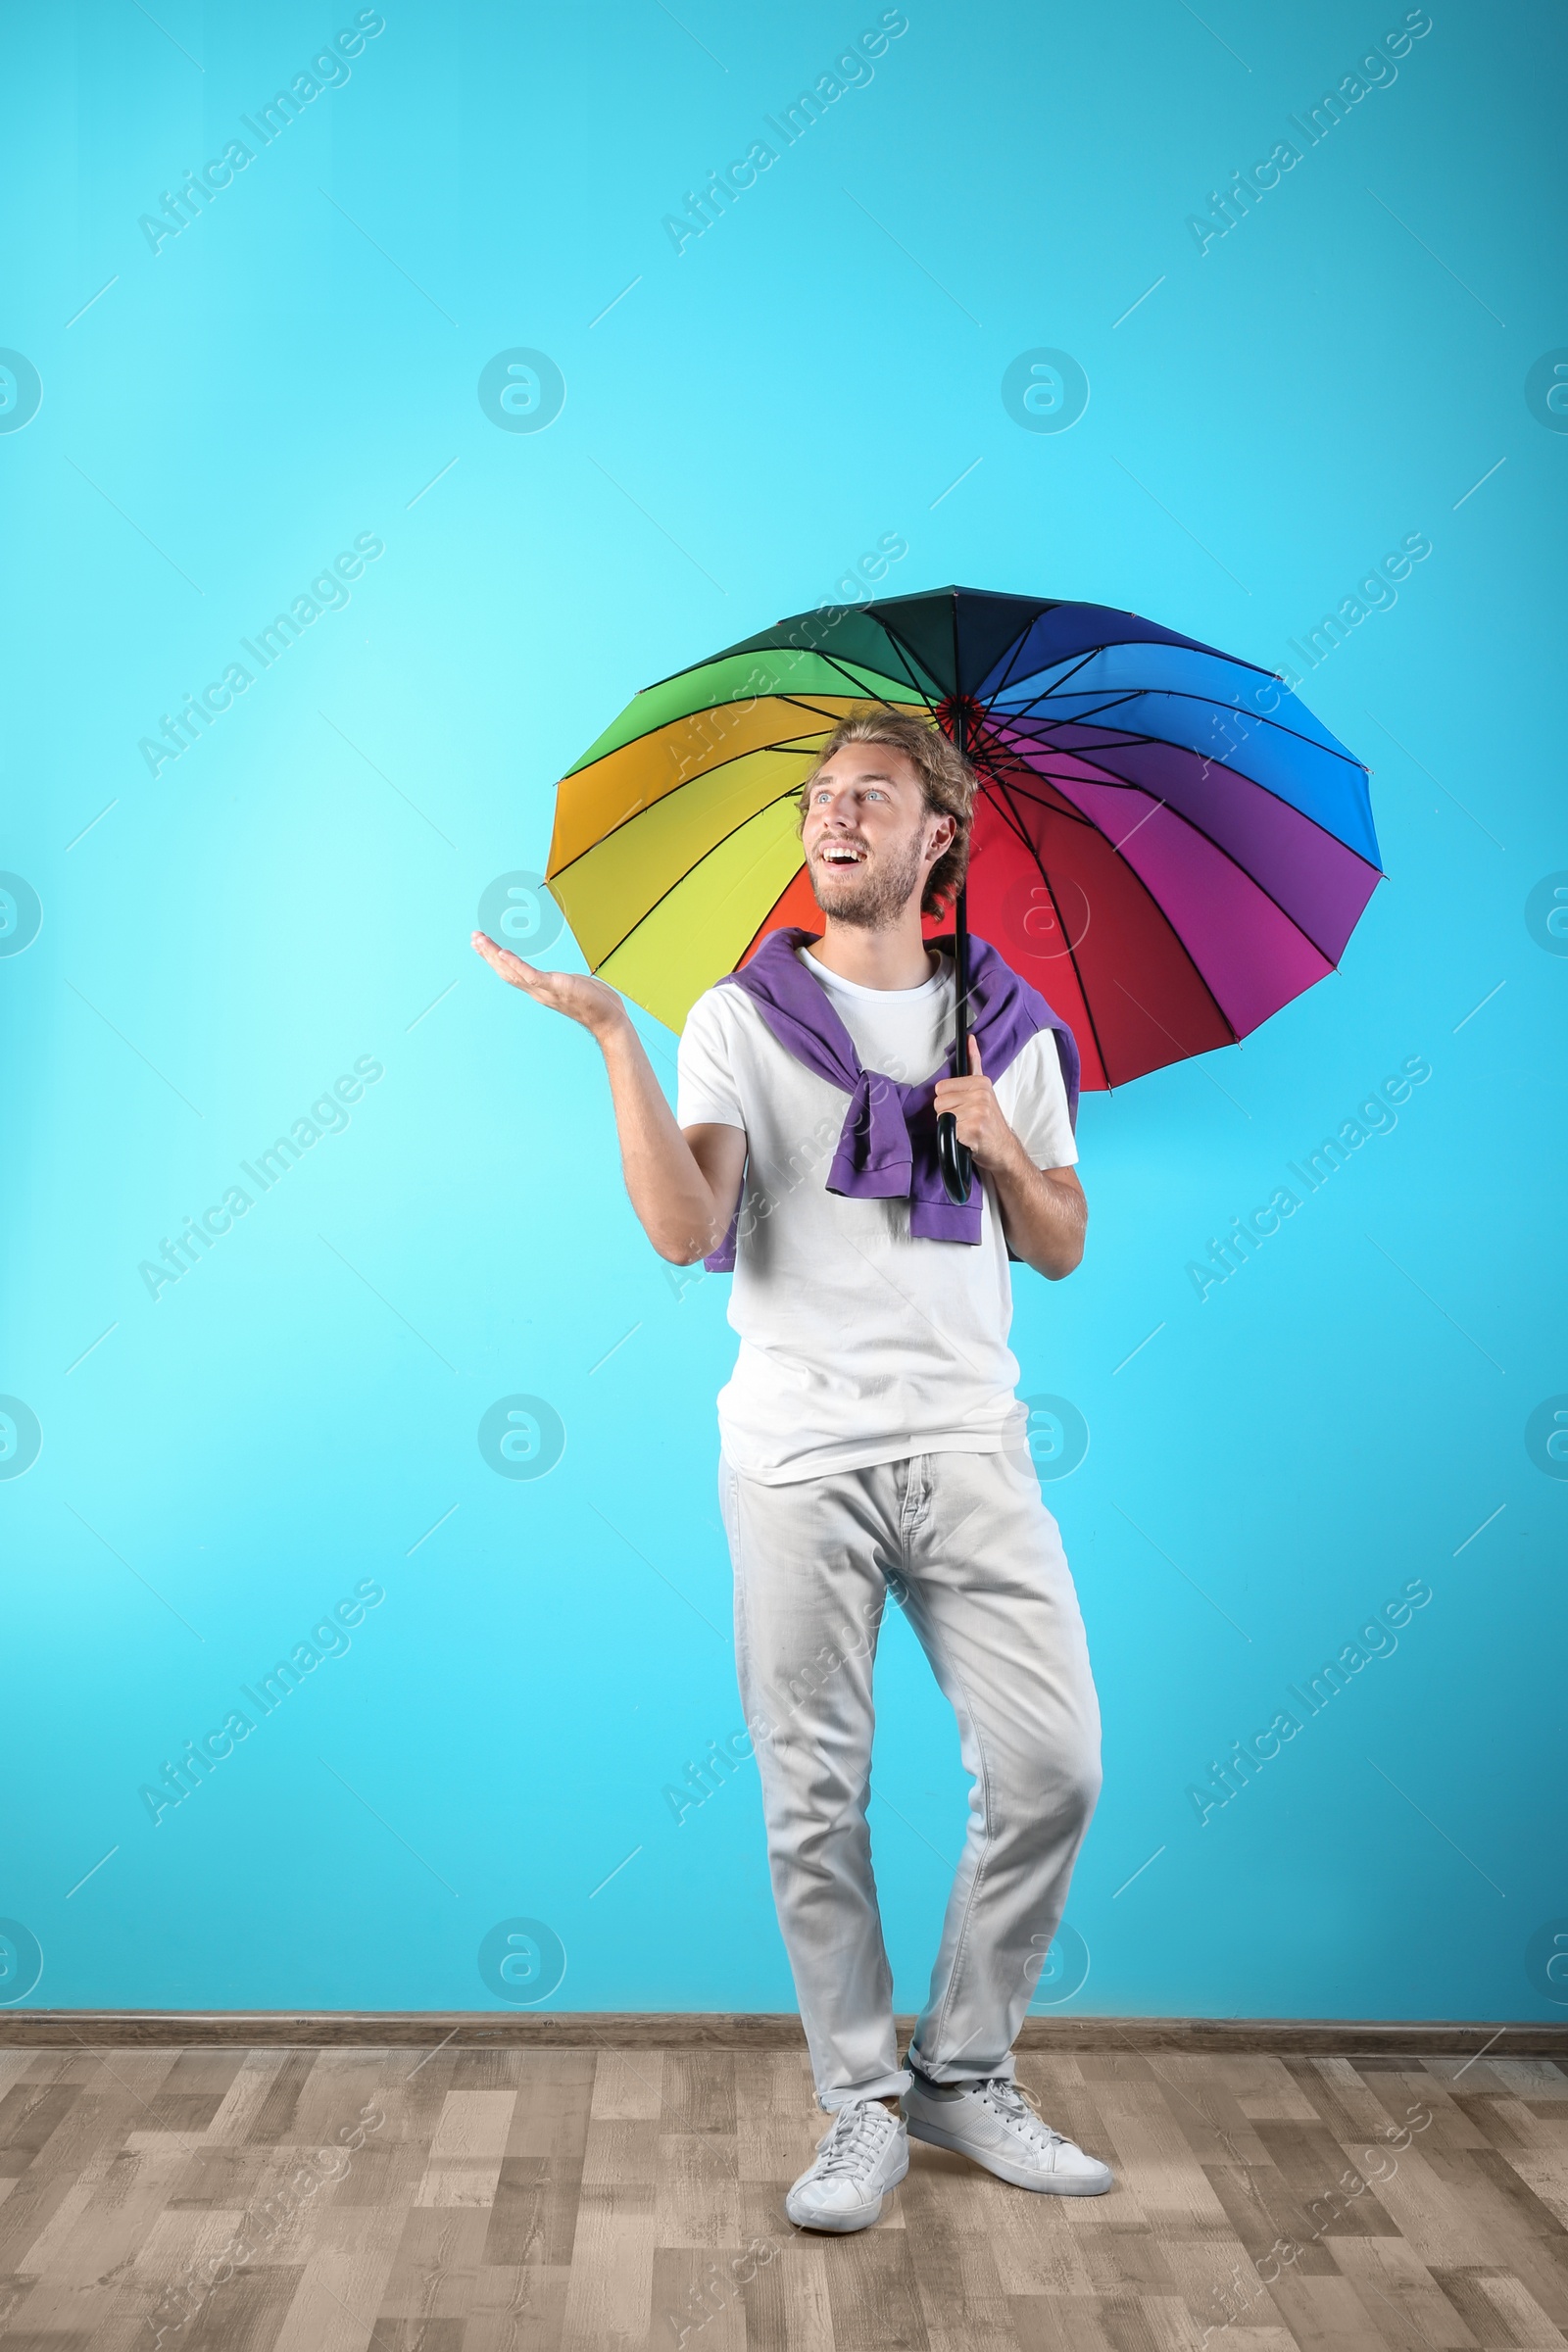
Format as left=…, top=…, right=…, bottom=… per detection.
left=987, top=626, right=1249, bottom=714
left=1047, top=766, right=1371, bottom=963
left=992, top=718, right=1385, bottom=881
left=972, top=720, right=1263, bottom=1067
left=972, top=698, right=1383, bottom=947
left=578, top=791, right=808, bottom=974
left=979, top=621, right=1271, bottom=710
left=858, top=616, right=946, bottom=712
left=970, top=760, right=1123, bottom=1087
left=1002, top=677, right=1368, bottom=772
left=990, top=645, right=1142, bottom=725
left=771, top=686, right=906, bottom=725
left=999, top=723, right=1157, bottom=760
left=1078, top=826, right=1243, bottom=1063
left=985, top=722, right=1380, bottom=962
left=1110, top=965, right=1239, bottom=1067
left=693, top=611, right=944, bottom=702
left=998, top=641, right=1112, bottom=711
left=551, top=663, right=944, bottom=889
left=980, top=776, right=1099, bottom=834
left=804, top=643, right=939, bottom=710
left=734, top=617, right=940, bottom=713
left=977, top=614, right=1061, bottom=702
left=983, top=762, right=1126, bottom=816
left=1007, top=734, right=1386, bottom=882
left=1014, top=749, right=1320, bottom=1034
left=965, top=730, right=1102, bottom=834
left=999, top=709, right=1375, bottom=851
left=565, top=652, right=924, bottom=774
left=549, top=733, right=836, bottom=880
left=1001, top=637, right=1278, bottom=701
left=1003, top=682, right=1152, bottom=734
left=629, top=622, right=922, bottom=693
left=965, top=721, right=1120, bottom=1071
left=963, top=740, right=1078, bottom=838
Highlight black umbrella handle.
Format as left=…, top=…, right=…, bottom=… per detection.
left=938, top=883, right=973, bottom=1206
left=937, top=1111, right=971, bottom=1205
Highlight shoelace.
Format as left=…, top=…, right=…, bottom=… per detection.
left=976, top=2078, right=1067, bottom=2155
left=812, top=2099, right=898, bottom=2181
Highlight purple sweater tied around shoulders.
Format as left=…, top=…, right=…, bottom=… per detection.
left=702, top=926, right=1081, bottom=1273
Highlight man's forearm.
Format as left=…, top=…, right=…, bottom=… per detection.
left=987, top=1139, right=1087, bottom=1279
left=596, top=1016, right=730, bottom=1262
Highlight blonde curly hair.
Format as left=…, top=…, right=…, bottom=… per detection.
left=797, top=708, right=975, bottom=916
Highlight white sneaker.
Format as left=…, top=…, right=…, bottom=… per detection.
left=785, top=2098, right=909, bottom=2232
left=905, top=2073, right=1113, bottom=2194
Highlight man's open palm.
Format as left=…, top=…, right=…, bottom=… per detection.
left=470, top=931, right=626, bottom=1037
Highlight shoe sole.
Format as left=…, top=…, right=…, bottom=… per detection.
left=785, top=2152, right=909, bottom=2233
left=906, top=2115, right=1113, bottom=2195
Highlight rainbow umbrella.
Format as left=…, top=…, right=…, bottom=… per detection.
left=545, top=587, right=1383, bottom=1100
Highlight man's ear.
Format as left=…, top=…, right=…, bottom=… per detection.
left=924, top=809, right=956, bottom=865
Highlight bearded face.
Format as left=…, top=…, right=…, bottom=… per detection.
left=801, top=749, right=950, bottom=932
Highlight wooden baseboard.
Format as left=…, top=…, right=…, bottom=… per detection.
left=1, top=2011, right=1562, bottom=2054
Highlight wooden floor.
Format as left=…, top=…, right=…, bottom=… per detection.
left=0, top=2041, right=1564, bottom=2349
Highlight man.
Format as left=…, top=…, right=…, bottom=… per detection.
left=473, top=709, right=1110, bottom=2233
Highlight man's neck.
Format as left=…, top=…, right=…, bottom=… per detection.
left=805, top=914, right=940, bottom=993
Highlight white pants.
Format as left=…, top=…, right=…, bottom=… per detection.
left=718, top=1438, right=1102, bottom=2111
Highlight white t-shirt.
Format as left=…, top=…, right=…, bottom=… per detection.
left=675, top=945, right=1078, bottom=1485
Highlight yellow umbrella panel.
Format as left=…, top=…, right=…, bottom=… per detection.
left=546, top=647, right=927, bottom=1032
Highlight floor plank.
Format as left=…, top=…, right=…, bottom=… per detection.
left=0, top=2046, right=1557, bottom=2348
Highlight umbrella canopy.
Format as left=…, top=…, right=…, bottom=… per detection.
left=545, top=587, right=1383, bottom=1088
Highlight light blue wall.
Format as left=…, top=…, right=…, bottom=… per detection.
left=2, top=0, right=1562, bottom=2022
